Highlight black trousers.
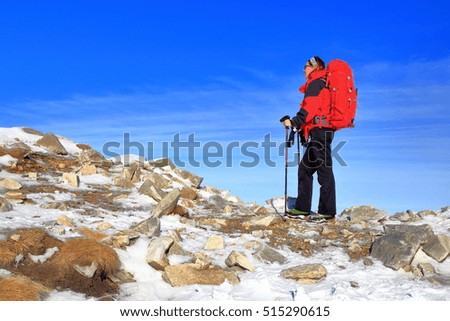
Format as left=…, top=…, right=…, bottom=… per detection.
left=295, top=128, right=336, bottom=215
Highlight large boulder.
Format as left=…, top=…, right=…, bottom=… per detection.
left=146, top=236, right=174, bottom=271
left=150, top=189, right=181, bottom=218
left=162, top=264, right=239, bottom=287
left=422, top=234, right=450, bottom=262
left=342, top=205, right=387, bottom=222
left=35, top=133, right=68, bottom=155
left=138, top=180, right=166, bottom=202
left=371, top=224, right=434, bottom=270
left=281, top=264, right=328, bottom=284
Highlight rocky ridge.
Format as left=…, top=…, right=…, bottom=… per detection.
left=0, top=127, right=449, bottom=300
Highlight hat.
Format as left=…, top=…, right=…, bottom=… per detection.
left=308, top=57, right=318, bottom=67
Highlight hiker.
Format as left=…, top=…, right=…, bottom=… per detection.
left=282, top=56, right=336, bottom=221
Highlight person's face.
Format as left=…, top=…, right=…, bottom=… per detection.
left=303, top=62, right=315, bottom=78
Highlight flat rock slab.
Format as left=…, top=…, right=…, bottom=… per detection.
left=163, top=264, right=239, bottom=287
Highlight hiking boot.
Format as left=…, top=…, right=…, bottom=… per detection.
left=286, top=208, right=310, bottom=219
left=308, top=213, right=336, bottom=222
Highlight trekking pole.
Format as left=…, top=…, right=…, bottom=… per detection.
left=279, top=116, right=290, bottom=220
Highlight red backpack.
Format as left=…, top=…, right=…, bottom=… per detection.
left=325, top=59, right=357, bottom=130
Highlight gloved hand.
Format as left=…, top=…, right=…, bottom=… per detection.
left=279, top=115, right=292, bottom=127
left=282, top=119, right=292, bottom=127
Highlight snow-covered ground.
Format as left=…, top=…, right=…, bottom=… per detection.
left=1, top=127, right=449, bottom=304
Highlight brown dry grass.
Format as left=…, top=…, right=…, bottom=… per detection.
left=0, top=242, right=17, bottom=266
left=1, top=229, right=121, bottom=298
left=0, top=276, right=49, bottom=301
left=76, top=227, right=110, bottom=243
left=0, top=229, right=64, bottom=267
left=5, top=228, right=63, bottom=254
left=51, top=238, right=120, bottom=275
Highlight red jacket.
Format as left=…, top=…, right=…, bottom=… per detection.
left=292, top=69, right=331, bottom=139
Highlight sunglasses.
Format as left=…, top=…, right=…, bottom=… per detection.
left=303, top=57, right=318, bottom=70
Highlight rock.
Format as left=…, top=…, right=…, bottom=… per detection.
left=35, top=133, right=68, bottom=155
left=251, top=205, right=269, bottom=215
left=150, top=189, right=181, bottom=218
left=251, top=230, right=273, bottom=238
left=243, top=215, right=276, bottom=228
left=167, top=242, right=185, bottom=256
left=204, top=235, right=225, bottom=250
left=74, top=261, right=98, bottom=278
left=173, top=168, right=203, bottom=188
left=340, top=229, right=355, bottom=238
left=0, top=146, right=30, bottom=162
left=4, top=191, right=27, bottom=204
left=162, top=264, right=239, bottom=287
left=225, top=251, right=255, bottom=272
left=97, top=222, right=114, bottom=231
left=0, top=178, right=22, bottom=190
left=348, top=241, right=366, bottom=260
left=421, top=234, right=450, bottom=262
left=342, top=205, right=387, bottom=222
left=44, top=202, right=68, bottom=211
left=412, top=265, right=424, bottom=278
left=202, top=185, right=222, bottom=194
left=62, top=173, right=79, bottom=187
left=143, top=173, right=170, bottom=189
left=191, top=252, right=212, bottom=269
left=417, top=262, right=435, bottom=276
left=180, top=199, right=195, bottom=208
left=79, top=149, right=111, bottom=168
left=417, top=210, right=437, bottom=218
left=146, top=236, right=174, bottom=271
left=350, top=281, right=360, bottom=288
left=77, top=164, right=97, bottom=175
left=252, top=243, right=288, bottom=264
left=0, top=196, right=14, bottom=212
left=389, top=211, right=420, bottom=222
left=57, top=215, right=75, bottom=227
left=121, top=162, right=141, bottom=183
left=107, top=269, right=135, bottom=285
left=222, top=205, right=233, bottom=214
left=111, top=230, right=139, bottom=248
left=22, top=127, right=44, bottom=136
left=238, top=206, right=255, bottom=216
left=281, top=264, right=328, bottom=284
left=180, top=187, right=198, bottom=200
left=149, top=158, right=176, bottom=169
left=167, top=229, right=182, bottom=243
left=131, top=217, right=161, bottom=238
left=27, top=173, right=38, bottom=180
left=9, top=141, right=31, bottom=151
left=209, top=195, right=229, bottom=210
left=138, top=180, right=167, bottom=202
left=172, top=205, right=189, bottom=216
left=371, top=224, right=434, bottom=270
left=113, top=177, right=134, bottom=188
left=112, top=234, right=130, bottom=248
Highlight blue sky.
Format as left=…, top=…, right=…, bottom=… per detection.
left=1, top=0, right=449, bottom=214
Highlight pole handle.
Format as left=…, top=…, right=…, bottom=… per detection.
left=279, top=115, right=290, bottom=123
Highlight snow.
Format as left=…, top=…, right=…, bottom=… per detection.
left=28, top=247, right=59, bottom=264
left=1, top=127, right=450, bottom=304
